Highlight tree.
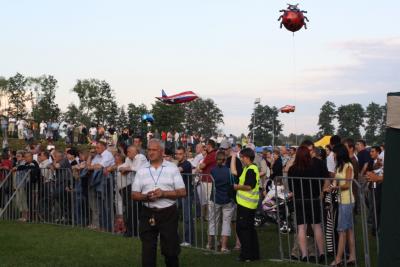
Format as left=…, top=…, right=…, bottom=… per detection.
left=116, top=106, right=128, bottom=130
left=72, top=79, right=118, bottom=126
left=364, top=102, right=384, bottom=145
left=93, top=81, right=118, bottom=126
left=280, top=133, right=316, bottom=146
left=317, top=101, right=336, bottom=138
left=31, top=75, right=60, bottom=122
left=0, top=77, right=7, bottom=90
left=184, top=98, right=224, bottom=138
left=248, top=104, right=282, bottom=146
left=64, top=103, right=81, bottom=124
left=377, top=104, right=387, bottom=144
left=6, top=73, right=28, bottom=117
left=127, top=103, right=149, bottom=135
left=0, top=77, right=8, bottom=115
left=337, top=104, right=364, bottom=139
left=151, top=102, right=185, bottom=133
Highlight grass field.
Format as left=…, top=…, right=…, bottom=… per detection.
left=0, top=221, right=312, bottom=267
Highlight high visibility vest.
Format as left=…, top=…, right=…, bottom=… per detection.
left=236, top=164, right=260, bottom=209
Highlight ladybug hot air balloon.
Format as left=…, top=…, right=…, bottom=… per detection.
left=278, top=4, right=309, bottom=32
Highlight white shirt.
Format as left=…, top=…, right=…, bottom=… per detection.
left=379, top=151, right=385, bottom=164
left=39, top=159, right=53, bottom=182
left=327, top=152, right=336, bottom=174
left=132, top=160, right=185, bottom=209
left=16, top=120, right=26, bottom=130
left=40, top=122, right=47, bottom=133
left=89, top=127, right=97, bottom=136
left=125, top=154, right=147, bottom=172
left=118, top=154, right=148, bottom=187
left=91, top=150, right=115, bottom=168
left=190, top=153, right=204, bottom=169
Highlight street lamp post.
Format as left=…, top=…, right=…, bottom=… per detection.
left=253, top=98, right=261, bottom=144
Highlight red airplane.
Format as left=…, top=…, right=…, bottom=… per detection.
left=156, top=89, right=199, bottom=104
left=280, top=105, right=296, bottom=113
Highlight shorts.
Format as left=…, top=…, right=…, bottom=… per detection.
left=337, top=203, right=354, bottom=232
left=208, top=201, right=235, bottom=236
left=231, top=203, right=237, bottom=223
left=197, top=182, right=213, bottom=206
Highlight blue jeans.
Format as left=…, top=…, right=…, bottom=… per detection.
left=181, top=195, right=195, bottom=244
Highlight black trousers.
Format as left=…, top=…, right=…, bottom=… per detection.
left=236, top=204, right=260, bottom=261
left=139, top=205, right=180, bottom=267
left=120, top=185, right=141, bottom=237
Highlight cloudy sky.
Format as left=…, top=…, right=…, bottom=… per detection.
left=1, top=0, right=398, bottom=135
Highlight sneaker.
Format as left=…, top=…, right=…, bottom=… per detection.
left=220, top=248, right=230, bottom=254
left=237, top=257, right=253, bottom=262
left=180, top=242, right=191, bottom=247
left=205, top=244, right=214, bottom=250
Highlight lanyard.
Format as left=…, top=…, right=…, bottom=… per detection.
left=148, top=166, right=164, bottom=188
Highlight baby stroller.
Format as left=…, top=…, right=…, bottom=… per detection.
left=254, top=182, right=294, bottom=234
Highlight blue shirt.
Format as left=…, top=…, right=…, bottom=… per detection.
left=210, top=165, right=232, bottom=205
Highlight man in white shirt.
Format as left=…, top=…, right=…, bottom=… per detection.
left=174, top=131, right=180, bottom=147
left=132, top=139, right=186, bottom=267
left=39, top=121, right=47, bottom=139
left=89, top=141, right=115, bottom=171
left=87, top=141, right=115, bottom=230
left=190, top=144, right=204, bottom=171
left=118, top=145, right=147, bottom=237
left=8, top=117, right=16, bottom=137
left=89, top=126, right=97, bottom=141
left=16, top=118, right=26, bottom=140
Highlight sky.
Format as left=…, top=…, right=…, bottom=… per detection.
left=1, top=0, right=398, bottom=136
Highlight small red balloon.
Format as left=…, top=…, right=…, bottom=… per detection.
left=278, top=4, right=309, bottom=33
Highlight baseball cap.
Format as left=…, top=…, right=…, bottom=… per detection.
left=219, top=139, right=231, bottom=149
left=246, top=143, right=256, bottom=151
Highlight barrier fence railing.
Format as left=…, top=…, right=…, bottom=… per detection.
left=0, top=169, right=380, bottom=266
left=271, top=176, right=379, bottom=267
left=0, top=169, right=222, bottom=252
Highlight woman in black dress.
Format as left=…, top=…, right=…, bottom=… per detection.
left=288, top=146, right=325, bottom=262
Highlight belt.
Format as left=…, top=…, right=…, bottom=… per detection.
left=143, top=205, right=176, bottom=213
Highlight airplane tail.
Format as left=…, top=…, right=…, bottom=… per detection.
left=161, top=89, right=167, bottom=97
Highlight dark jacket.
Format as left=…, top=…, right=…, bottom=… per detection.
left=17, top=161, right=40, bottom=184
left=271, top=157, right=283, bottom=180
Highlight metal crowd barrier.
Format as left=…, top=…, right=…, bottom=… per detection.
left=0, top=169, right=381, bottom=265
left=270, top=176, right=379, bottom=267
left=0, top=169, right=230, bottom=252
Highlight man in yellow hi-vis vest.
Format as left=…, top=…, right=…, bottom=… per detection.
left=230, top=147, right=260, bottom=262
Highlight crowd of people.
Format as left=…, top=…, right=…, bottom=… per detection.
left=0, top=121, right=384, bottom=266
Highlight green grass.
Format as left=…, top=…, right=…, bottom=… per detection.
left=0, top=221, right=311, bottom=267
left=1, top=137, right=91, bottom=152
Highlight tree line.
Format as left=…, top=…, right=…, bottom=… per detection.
left=247, top=100, right=386, bottom=147
left=0, top=73, right=224, bottom=137
left=317, top=101, right=386, bottom=145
